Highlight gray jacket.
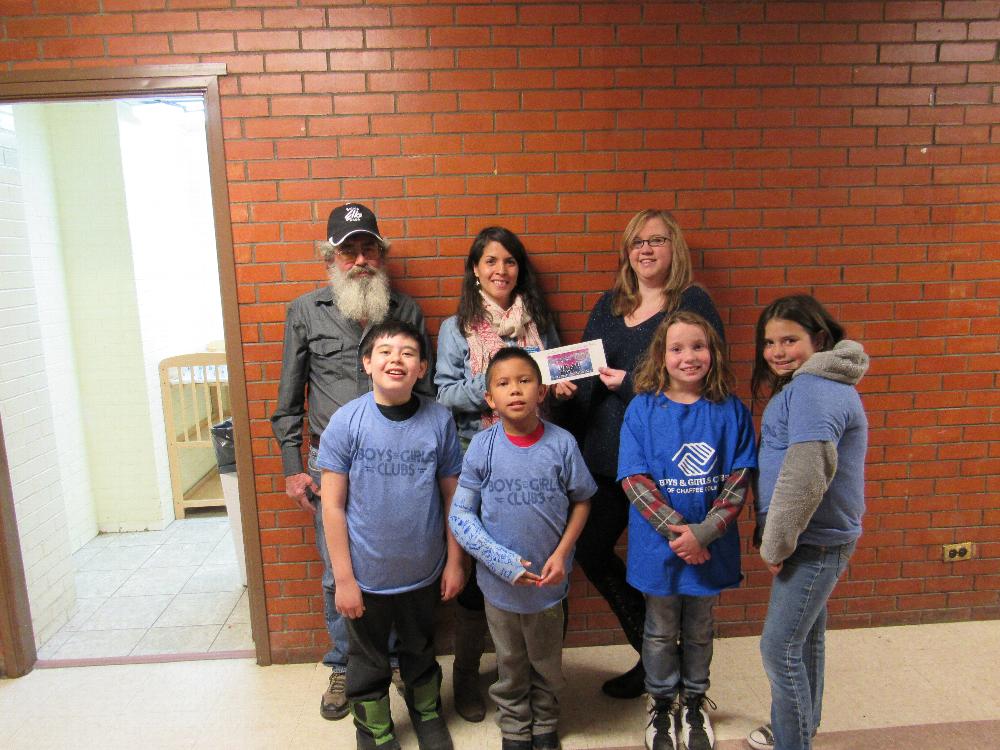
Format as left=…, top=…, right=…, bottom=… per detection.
left=270, top=285, right=432, bottom=476
left=434, top=315, right=559, bottom=441
left=760, top=340, right=869, bottom=565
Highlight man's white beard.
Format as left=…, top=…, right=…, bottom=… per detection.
left=329, top=264, right=391, bottom=324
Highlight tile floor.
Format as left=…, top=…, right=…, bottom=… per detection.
left=37, top=513, right=252, bottom=662
left=2, top=620, right=997, bottom=749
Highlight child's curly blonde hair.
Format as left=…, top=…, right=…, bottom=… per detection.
left=632, top=310, right=732, bottom=402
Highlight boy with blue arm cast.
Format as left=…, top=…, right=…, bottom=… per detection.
left=318, top=320, right=466, bottom=750
left=449, top=348, right=597, bottom=750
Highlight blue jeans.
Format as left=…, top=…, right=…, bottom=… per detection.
left=309, top=447, right=349, bottom=671
left=643, top=593, right=716, bottom=698
left=760, top=541, right=856, bottom=750
left=310, top=446, right=398, bottom=672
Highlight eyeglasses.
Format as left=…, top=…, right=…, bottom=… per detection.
left=335, top=243, right=383, bottom=261
left=630, top=235, right=670, bottom=250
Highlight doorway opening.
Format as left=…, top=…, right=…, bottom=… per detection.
left=0, top=66, right=267, bottom=675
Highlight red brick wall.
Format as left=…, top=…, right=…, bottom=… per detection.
left=3, top=1, right=998, bottom=663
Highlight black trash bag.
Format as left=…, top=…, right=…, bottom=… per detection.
left=211, top=419, right=236, bottom=474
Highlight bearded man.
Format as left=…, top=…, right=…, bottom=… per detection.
left=271, top=202, right=433, bottom=721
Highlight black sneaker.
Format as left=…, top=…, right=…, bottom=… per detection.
left=320, top=670, right=349, bottom=721
left=680, top=693, right=716, bottom=750
left=645, top=694, right=678, bottom=750
left=532, top=731, right=561, bottom=750
left=602, top=659, right=646, bottom=699
left=501, top=739, right=533, bottom=750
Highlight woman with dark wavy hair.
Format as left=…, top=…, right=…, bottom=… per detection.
left=559, top=209, right=725, bottom=700
left=435, top=226, right=560, bottom=722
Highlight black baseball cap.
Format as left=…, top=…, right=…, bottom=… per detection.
left=327, top=203, right=385, bottom=246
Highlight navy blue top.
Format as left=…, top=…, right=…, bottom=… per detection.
left=575, top=286, right=724, bottom=479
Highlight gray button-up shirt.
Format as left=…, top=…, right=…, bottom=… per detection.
left=270, top=285, right=434, bottom=476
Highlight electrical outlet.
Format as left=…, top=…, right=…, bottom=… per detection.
left=942, top=542, right=974, bottom=562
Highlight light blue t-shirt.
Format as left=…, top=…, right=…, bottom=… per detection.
left=450, top=421, right=597, bottom=614
left=317, top=393, right=463, bottom=595
left=757, top=373, right=868, bottom=547
left=618, top=394, right=757, bottom=597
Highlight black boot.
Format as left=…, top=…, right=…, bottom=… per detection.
left=350, top=693, right=401, bottom=750
left=602, top=659, right=646, bottom=699
left=452, top=606, right=488, bottom=722
left=406, top=670, right=454, bottom=750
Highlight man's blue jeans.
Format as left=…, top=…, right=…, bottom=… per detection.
left=760, top=541, right=856, bottom=750
left=309, top=447, right=349, bottom=671
left=643, top=593, right=717, bottom=698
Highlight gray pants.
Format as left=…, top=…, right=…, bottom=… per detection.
left=485, top=600, right=565, bottom=741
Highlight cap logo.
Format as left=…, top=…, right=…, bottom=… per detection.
left=345, top=206, right=363, bottom=222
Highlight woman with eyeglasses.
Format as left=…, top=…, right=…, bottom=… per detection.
left=555, top=209, right=724, bottom=700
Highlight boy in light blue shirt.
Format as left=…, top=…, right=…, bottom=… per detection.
left=318, top=320, right=465, bottom=750
left=449, top=348, right=596, bottom=750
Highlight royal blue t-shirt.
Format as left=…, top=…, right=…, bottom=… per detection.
left=618, top=393, right=757, bottom=597
left=317, top=393, right=463, bottom=594
left=454, top=421, right=597, bottom=614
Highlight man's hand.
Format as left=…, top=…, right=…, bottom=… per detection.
left=667, top=525, right=711, bottom=565
left=440, top=557, right=467, bottom=601
left=335, top=579, right=365, bottom=619
left=285, top=473, right=319, bottom=513
left=767, top=561, right=783, bottom=576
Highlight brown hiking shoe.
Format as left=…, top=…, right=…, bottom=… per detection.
left=320, top=670, right=349, bottom=721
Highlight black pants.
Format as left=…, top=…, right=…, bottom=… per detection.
left=345, top=580, right=440, bottom=701
left=574, top=474, right=646, bottom=653
left=457, top=564, right=485, bottom=611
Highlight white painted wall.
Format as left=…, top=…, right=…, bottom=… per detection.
left=15, top=103, right=98, bottom=552
left=45, top=101, right=165, bottom=532
left=0, top=105, right=77, bottom=646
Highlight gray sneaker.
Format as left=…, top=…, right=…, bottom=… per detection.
left=747, top=722, right=816, bottom=748
left=747, top=723, right=773, bottom=749
left=320, top=670, right=349, bottom=721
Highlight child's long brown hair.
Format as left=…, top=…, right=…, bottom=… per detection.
left=750, top=294, right=845, bottom=403
left=633, top=310, right=732, bottom=402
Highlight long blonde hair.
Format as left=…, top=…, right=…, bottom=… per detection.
left=633, top=310, right=733, bottom=403
left=611, top=209, right=694, bottom=318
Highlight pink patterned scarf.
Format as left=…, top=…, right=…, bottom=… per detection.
left=465, top=292, right=543, bottom=429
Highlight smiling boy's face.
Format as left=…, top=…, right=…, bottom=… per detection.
left=485, top=356, right=547, bottom=434
left=362, top=333, right=427, bottom=405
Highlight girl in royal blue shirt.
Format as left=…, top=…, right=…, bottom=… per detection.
left=618, top=311, right=757, bottom=750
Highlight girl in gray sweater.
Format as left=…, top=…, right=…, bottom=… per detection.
left=747, top=295, right=869, bottom=750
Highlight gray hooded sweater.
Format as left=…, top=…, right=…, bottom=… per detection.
left=758, top=340, right=869, bottom=566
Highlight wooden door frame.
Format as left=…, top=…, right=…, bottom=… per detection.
left=0, top=64, right=270, bottom=674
